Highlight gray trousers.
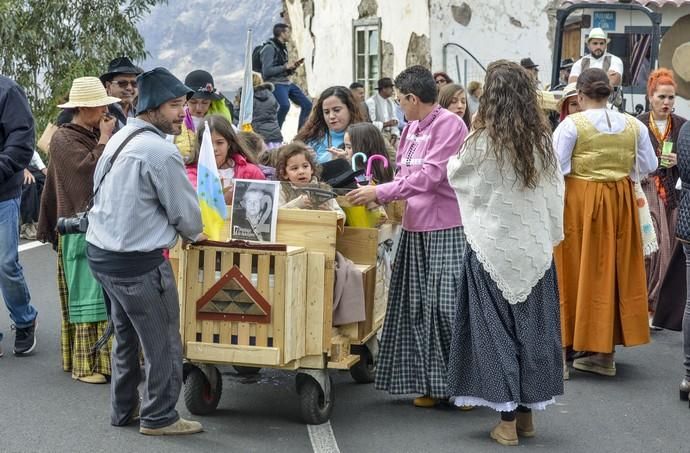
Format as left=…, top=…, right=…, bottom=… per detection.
left=91, top=261, right=182, bottom=429
left=682, top=244, right=690, bottom=378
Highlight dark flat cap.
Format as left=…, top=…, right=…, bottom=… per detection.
left=100, top=57, right=143, bottom=84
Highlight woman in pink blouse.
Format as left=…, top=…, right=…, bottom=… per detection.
left=348, top=65, right=469, bottom=407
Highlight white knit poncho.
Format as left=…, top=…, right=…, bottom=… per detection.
left=448, top=133, right=565, bottom=304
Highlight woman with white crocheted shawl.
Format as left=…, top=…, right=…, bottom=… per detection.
left=446, top=60, right=565, bottom=447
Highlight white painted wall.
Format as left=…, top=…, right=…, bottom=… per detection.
left=285, top=0, right=689, bottom=116
left=284, top=0, right=429, bottom=97
left=429, top=0, right=557, bottom=88
left=379, top=1, right=431, bottom=78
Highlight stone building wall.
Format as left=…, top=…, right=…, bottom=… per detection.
left=282, top=0, right=429, bottom=96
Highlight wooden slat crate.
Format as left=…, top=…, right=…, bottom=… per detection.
left=336, top=226, right=387, bottom=344
left=181, top=244, right=307, bottom=367
left=176, top=208, right=390, bottom=371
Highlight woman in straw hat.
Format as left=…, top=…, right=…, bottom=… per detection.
left=558, top=82, right=580, bottom=122
left=636, top=69, right=687, bottom=324
left=37, top=76, right=119, bottom=384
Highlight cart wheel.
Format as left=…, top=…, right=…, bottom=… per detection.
left=350, top=340, right=378, bottom=384
left=233, top=365, right=261, bottom=376
left=297, top=374, right=334, bottom=425
left=184, top=366, right=222, bottom=415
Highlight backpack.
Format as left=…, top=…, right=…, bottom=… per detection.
left=252, top=41, right=271, bottom=73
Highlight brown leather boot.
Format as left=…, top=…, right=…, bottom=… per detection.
left=516, top=412, right=535, bottom=437
left=490, top=420, right=518, bottom=446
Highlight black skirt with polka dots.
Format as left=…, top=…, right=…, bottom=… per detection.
left=447, top=247, right=564, bottom=410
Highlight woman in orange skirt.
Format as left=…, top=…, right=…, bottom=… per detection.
left=553, top=68, right=658, bottom=377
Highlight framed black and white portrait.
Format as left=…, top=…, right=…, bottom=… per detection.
left=230, top=180, right=280, bottom=242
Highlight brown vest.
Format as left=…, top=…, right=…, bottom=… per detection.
left=581, top=55, right=612, bottom=72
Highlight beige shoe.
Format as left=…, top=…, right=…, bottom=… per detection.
left=73, top=372, right=107, bottom=384
left=573, top=355, right=616, bottom=377
left=140, top=418, right=203, bottom=436
left=413, top=396, right=438, bottom=408
left=490, top=420, right=518, bottom=446
left=516, top=412, right=535, bottom=437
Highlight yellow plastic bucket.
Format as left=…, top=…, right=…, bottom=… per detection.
left=337, top=196, right=386, bottom=228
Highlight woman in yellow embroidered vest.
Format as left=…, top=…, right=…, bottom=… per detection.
left=553, top=68, right=657, bottom=377
left=637, top=69, right=687, bottom=322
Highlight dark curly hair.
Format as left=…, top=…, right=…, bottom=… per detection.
left=468, top=60, right=557, bottom=189
left=295, top=86, right=365, bottom=144
left=275, top=141, right=320, bottom=182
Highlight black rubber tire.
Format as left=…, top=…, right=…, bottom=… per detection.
left=350, top=346, right=376, bottom=383
left=233, top=365, right=261, bottom=376
left=184, top=366, right=222, bottom=415
left=297, top=375, right=334, bottom=425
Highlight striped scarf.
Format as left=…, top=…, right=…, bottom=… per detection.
left=648, top=112, right=673, bottom=206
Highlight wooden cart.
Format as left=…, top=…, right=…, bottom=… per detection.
left=171, top=208, right=395, bottom=424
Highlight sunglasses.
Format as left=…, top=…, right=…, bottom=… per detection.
left=112, top=80, right=137, bottom=89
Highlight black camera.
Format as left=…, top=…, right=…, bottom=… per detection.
left=56, top=212, right=89, bottom=235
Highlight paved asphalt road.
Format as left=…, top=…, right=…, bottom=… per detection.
left=0, top=242, right=688, bottom=453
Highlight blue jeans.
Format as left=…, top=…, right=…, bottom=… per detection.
left=273, top=83, right=312, bottom=130
left=0, top=197, right=37, bottom=342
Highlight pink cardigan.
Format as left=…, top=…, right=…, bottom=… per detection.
left=376, top=105, right=467, bottom=232
left=185, top=154, right=265, bottom=189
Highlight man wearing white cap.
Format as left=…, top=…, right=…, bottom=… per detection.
left=568, top=28, right=624, bottom=87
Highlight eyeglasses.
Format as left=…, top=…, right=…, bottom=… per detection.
left=435, top=79, right=447, bottom=85
left=113, top=80, right=137, bottom=89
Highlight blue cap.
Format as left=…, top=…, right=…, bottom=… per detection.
left=136, top=67, right=193, bottom=114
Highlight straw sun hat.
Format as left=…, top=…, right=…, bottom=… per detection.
left=557, top=82, right=578, bottom=109
left=58, top=77, right=120, bottom=108
left=587, top=27, right=610, bottom=43
left=672, top=42, right=690, bottom=83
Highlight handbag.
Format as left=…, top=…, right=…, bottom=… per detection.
left=37, top=123, right=58, bottom=154
left=629, top=117, right=658, bottom=256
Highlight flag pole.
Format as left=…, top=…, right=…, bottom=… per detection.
left=239, top=28, right=254, bottom=132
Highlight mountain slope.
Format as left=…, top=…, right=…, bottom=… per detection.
left=137, top=0, right=282, bottom=92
